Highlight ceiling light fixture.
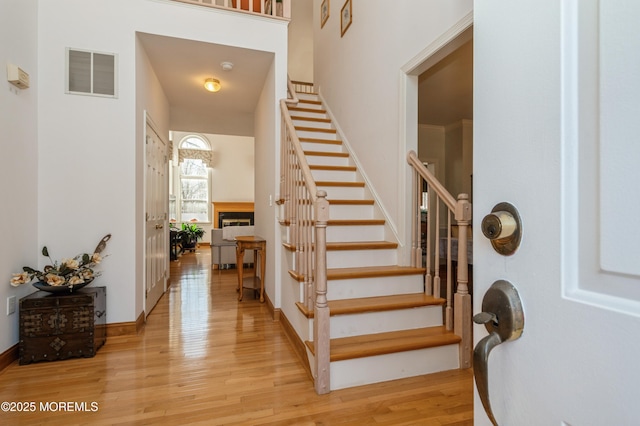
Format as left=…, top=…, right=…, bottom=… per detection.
left=204, top=78, right=221, bottom=92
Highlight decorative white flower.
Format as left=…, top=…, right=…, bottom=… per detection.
left=45, top=274, right=65, bottom=286
left=63, top=258, right=80, bottom=270
left=68, top=275, right=85, bottom=285
left=10, top=272, right=30, bottom=287
left=9, top=234, right=110, bottom=289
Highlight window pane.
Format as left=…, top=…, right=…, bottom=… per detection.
left=181, top=178, right=207, bottom=200
left=180, top=137, right=208, bottom=150
left=180, top=159, right=207, bottom=177
left=181, top=201, right=208, bottom=222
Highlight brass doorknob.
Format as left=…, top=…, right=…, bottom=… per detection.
left=481, top=202, right=522, bottom=256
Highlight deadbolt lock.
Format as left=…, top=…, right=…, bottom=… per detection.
left=481, top=202, right=522, bottom=256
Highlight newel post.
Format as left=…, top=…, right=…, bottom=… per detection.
left=454, top=193, right=472, bottom=369
left=313, top=190, right=330, bottom=394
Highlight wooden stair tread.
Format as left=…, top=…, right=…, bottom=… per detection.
left=289, top=106, right=327, bottom=114
left=299, top=137, right=342, bottom=145
left=298, top=99, right=322, bottom=105
left=328, top=265, right=425, bottom=280
left=290, top=116, right=332, bottom=123
left=310, top=165, right=357, bottom=172
left=330, top=293, right=445, bottom=315
left=295, top=126, right=337, bottom=134
left=327, top=219, right=385, bottom=226
left=304, top=150, right=349, bottom=158
left=316, top=181, right=365, bottom=187
left=327, top=241, right=397, bottom=250
left=296, top=293, right=444, bottom=318
left=305, top=326, right=461, bottom=361
left=289, top=265, right=425, bottom=282
left=328, top=199, right=375, bottom=205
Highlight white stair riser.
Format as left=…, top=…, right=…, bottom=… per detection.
left=327, top=249, right=397, bottom=268
left=327, top=225, right=384, bottom=242
left=311, top=169, right=357, bottom=182
left=296, top=130, right=338, bottom=139
left=330, top=306, right=443, bottom=338
left=300, top=141, right=343, bottom=152
left=296, top=104, right=325, bottom=113
left=328, top=204, right=374, bottom=220
left=318, top=186, right=364, bottom=199
left=329, top=345, right=460, bottom=390
left=296, top=93, right=319, bottom=102
left=327, top=275, right=424, bottom=300
left=289, top=110, right=327, bottom=119
left=305, top=155, right=350, bottom=167
left=292, top=120, right=334, bottom=130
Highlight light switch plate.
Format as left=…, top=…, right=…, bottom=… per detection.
left=7, top=296, right=16, bottom=315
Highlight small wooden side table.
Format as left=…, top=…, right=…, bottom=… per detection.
left=235, top=235, right=266, bottom=302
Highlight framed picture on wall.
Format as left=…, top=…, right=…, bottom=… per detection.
left=321, top=0, right=329, bottom=28
left=340, top=0, right=352, bottom=37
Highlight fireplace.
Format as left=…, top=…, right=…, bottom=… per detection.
left=219, top=213, right=254, bottom=228
left=212, top=201, right=254, bottom=229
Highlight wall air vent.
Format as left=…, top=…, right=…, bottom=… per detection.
left=66, top=48, right=117, bottom=97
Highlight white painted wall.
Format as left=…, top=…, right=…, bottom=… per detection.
left=313, top=0, right=473, bottom=252
left=0, top=0, right=39, bottom=355
left=254, top=58, right=286, bottom=308
left=288, top=0, right=313, bottom=82
left=35, top=0, right=287, bottom=326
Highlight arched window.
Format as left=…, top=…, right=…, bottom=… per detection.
left=178, top=135, right=212, bottom=223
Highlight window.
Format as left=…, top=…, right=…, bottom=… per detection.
left=66, top=48, right=117, bottom=97
left=177, top=136, right=212, bottom=223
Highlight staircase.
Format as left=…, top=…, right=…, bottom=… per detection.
left=281, top=90, right=463, bottom=391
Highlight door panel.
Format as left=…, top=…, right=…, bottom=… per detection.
left=145, top=118, right=167, bottom=315
left=474, top=1, right=640, bottom=424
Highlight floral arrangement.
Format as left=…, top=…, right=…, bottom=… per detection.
left=10, top=234, right=111, bottom=289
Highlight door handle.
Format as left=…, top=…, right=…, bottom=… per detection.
left=473, top=280, right=525, bottom=426
left=155, top=224, right=164, bottom=230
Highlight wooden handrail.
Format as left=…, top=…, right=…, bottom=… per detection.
left=407, top=151, right=456, bottom=212
left=280, top=77, right=330, bottom=394
left=407, top=150, right=472, bottom=369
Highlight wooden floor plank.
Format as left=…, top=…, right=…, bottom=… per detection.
left=0, top=249, right=473, bottom=424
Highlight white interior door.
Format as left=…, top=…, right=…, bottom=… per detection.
left=474, top=1, right=640, bottom=425
left=145, top=117, right=168, bottom=315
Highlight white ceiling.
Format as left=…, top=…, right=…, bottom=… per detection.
left=137, top=27, right=471, bottom=136
left=138, top=32, right=274, bottom=136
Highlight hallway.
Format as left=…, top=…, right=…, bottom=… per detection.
left=0, top=249, right=472, bottom=425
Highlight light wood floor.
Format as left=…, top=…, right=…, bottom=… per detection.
left=0, top=250, right=473, bottom=425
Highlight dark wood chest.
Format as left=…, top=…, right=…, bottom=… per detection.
left=19, top=286, right=106, bottom=365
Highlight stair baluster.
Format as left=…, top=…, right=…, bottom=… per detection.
left=407, top=151, right=472, bottom=369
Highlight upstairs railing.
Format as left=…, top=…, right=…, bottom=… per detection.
left=171, top=0, right=291, bottom=19
left=407, top=150, right=472, bottom=369
left=279, top=77, right=331, bottom=394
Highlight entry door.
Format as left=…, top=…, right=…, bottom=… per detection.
left=145, top=118, right=168, bottom=315
left=474, top=1, right=640, bottom=424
